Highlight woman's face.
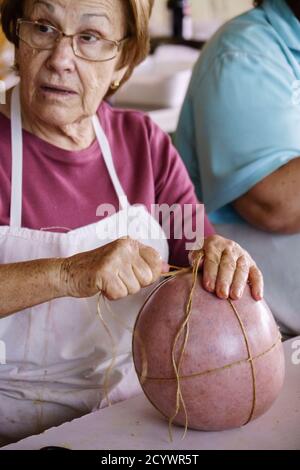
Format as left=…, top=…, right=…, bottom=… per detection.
left=17, top=0, right=128, bottom=127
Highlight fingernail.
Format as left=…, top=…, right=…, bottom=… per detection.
left=220, top=287, right=229, bottom=298
left=236, top=289, right=243, bottom=298
left=230, top=290, right=239, bottom=300
left=205, top=281, right=214, bottom=291
left=255, top=291, right=263, bottom=300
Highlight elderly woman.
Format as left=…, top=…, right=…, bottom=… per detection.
left=0, top=0, right=263, bottom=446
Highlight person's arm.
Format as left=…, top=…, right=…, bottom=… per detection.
left=0, top=258, right=62, bottom=318
left=146, top=116, right=215, bottom=267
left=0, top=238, right=164, bottom=319
left=176, top=49, right=300, bottom=219
left=233, top=157, right=300, bottom=234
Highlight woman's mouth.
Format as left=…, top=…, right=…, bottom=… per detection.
left=40, top=85, right=78, bottom=96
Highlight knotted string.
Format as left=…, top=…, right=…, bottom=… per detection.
left=162, top=251, right=204, bottom=441
left=96, top=251, right=282, bottom=442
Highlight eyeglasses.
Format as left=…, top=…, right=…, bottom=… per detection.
left=16, top=19, right=127, bottom=62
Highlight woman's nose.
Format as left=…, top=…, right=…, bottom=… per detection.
left=45, top=37, right=76, bottom=74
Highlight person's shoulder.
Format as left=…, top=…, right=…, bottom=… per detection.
left=193, top=7, right=289, bottom=84
left=220, top=9, right=272, bottom=40
left=97, top=101, right=176, bottom=172
left=98, top=100, right=148, bottom=122
left=98, top=100, right=164, bottom=138
left=208, top=8, right=277, bottom=56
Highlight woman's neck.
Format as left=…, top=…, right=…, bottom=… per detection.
left=21, top=112, right=96, bottom=151
left=1, top=89, right=96, bottom=151
left=21, top=107, right=96, bottom=151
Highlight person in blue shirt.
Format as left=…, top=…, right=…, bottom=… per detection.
left=175, top=0, right=300, bottom=337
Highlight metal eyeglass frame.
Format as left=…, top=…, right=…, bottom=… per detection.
left=16, top=18, right=128, bottom=62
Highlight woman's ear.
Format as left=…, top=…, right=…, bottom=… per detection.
left=112, top=65, right=129, bottom=87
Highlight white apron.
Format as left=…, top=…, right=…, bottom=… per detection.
left=214, top=222, right=300, bottom=337
left=0, top=85, right=169, bottom=445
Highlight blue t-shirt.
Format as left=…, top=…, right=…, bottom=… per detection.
left=175, top=0, right=300, bottom=224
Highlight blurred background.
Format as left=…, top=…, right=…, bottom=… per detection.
left=0, top=0, right=17, bottom=89
left=150, top=0, right=253, bottom=38
left=115, top=0, right=255, bottom=132
left=0, top=0, right=255, bottom=128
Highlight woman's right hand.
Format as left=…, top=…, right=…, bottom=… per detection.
left=57, top=237, right=165, bottom=300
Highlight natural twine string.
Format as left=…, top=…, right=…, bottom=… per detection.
left=163, top=252, right=204, bottom=441
left=97, top=251, right=282, bottom=441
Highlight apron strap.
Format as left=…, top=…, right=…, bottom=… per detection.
left=92, top=115, right=129, bottom=211
left=10, top=84, right=23, bottom=229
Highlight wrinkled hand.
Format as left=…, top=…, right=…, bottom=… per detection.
left=58, top=237, right=166, bottom=300
left=189, top=235, right=264, bottom=301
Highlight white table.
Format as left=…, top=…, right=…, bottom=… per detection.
left=2, top=338, right=300, bottom=450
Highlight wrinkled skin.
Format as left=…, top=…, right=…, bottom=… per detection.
left=16, top=0, right=128, bottom=150
left=56, top=235, right=263, bottom=302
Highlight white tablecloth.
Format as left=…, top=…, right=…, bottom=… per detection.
left=2, top=337, right=300, bottom=450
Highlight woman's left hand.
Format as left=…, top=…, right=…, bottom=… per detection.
left=189, top=235, right=264, bottom=301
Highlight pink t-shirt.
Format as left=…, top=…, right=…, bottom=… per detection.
left=0, top=101, right=214, bottom=265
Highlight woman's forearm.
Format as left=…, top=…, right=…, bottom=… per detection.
left=0, top=238, right=165, bottom=319
left=0, top=258, right=62, bottom=318
left=233, top=157, right=300, bottom=234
